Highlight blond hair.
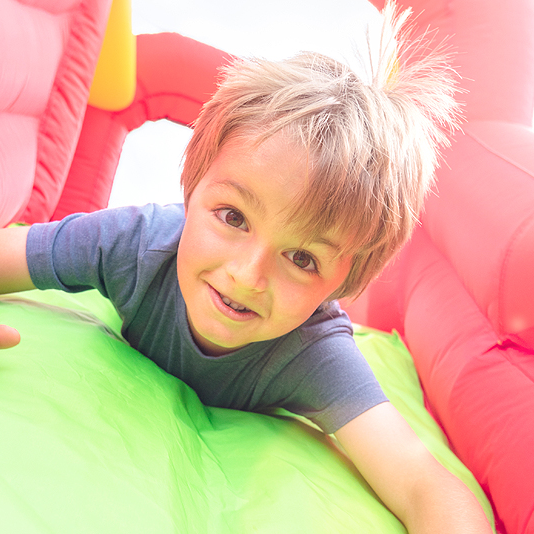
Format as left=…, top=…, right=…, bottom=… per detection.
left=181, top=1, right=461, bottom=299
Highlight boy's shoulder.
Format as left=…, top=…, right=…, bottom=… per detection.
left=293, top=300, right=354, bottom=346
left=136, top=203, right=186, bottom=250
left=95, top=203, right=186, bottom=254
left=125, top=202, right=186, bottom=230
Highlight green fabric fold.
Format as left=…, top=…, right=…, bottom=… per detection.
left=0, top=290, right=494, bottom=533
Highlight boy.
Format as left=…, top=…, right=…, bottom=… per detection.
left=0, top=4, right=492, bottom=532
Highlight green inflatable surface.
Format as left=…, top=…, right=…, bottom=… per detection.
left=0, top=290, right=494, bottom=533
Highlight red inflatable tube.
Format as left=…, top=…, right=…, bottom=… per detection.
left=51, top=32, right=230, bottom=220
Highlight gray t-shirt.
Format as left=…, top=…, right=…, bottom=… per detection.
left=26, top=203, right=387, bottom=433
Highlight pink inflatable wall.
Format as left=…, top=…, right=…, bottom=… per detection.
left=343, top=2, right=534, bottom=533
left=0, top=0, right=113, bottom=227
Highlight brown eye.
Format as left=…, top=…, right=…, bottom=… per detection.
left=293, top=250, right=311, bottom=268
left=290, top=250, right=317, bottom=272
left=225, top=210, right=244, bottom=227
left=217, top=209, right=248, bottom=230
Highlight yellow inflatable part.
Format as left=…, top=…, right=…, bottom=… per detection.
left=88, top=0, right=136, bottom=111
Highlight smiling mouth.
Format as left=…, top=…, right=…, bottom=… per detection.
left=219, top=293, right=251, bottom=313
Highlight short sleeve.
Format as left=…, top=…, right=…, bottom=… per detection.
left=273, top=328, right=388, bottom=434
left=26, top=204, right=185, bottom=311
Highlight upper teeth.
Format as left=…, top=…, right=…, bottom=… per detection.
left=221, top=295, right=250, bottom=312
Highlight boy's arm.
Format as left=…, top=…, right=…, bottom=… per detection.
left=0, top=226, right=36, bottom=348
left=334, top=402, right=493, bottom=533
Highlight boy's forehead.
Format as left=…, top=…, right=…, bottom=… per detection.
left=208, top=178, right=267, bottom=218
left=206, top=133, right=309, bottom=205
left=201, top=132, right=356, bottom=256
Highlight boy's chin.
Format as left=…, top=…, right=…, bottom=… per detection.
left=194, top=335, right=248, bottom=357
left=187, top=318, right=249, bottom=356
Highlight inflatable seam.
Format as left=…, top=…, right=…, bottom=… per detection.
left=466, top=126, right=534, bottom=178
left=498, top=213, right=534, bottom=340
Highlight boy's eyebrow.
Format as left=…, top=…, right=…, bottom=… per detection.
left=210, top=179, right=266, bottom=216
left=313, top=236, right=342, bottom=254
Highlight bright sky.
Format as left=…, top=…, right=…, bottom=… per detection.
left=109, top=0, right=381, bottom=208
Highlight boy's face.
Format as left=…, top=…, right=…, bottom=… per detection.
left=177, top=133, right=352, bottom=356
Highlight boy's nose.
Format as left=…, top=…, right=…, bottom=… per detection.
left=226, top=244, right=271, bottom=292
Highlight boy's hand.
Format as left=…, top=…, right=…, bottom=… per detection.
left=0, top=225, right=35, bottom=349
left=0, top=325, right=21, bottom=349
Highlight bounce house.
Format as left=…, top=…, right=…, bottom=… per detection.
left=0, top=0, right=532, bottom=532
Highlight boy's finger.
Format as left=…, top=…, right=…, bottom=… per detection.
left=0, top=325, right=21, bottom=349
